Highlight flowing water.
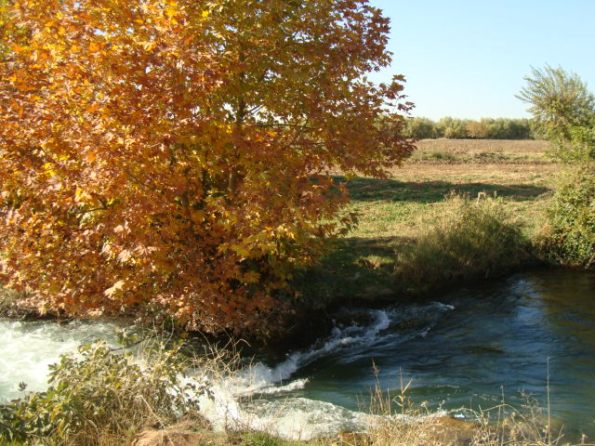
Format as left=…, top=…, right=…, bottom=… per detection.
left=1, top=270, right=594, bottom=441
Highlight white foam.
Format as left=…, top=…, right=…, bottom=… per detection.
left=192, top=304, right=455, bottom=440
left=0, top=301, right=456, bottom=441
left=0, top=320, right=119, bottom=402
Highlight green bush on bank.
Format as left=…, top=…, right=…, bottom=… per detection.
left=394, top=195, right=531, bottom=296
left=536, top=164, right=595, bottom=268
left=0, top=341, right=200, bottom=446
left=549, top=124, right=595, bottom=162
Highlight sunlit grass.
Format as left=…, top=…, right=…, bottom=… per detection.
left=295, top=140, right=557, bottom=304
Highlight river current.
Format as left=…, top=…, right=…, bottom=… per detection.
left=1, top=270, right=593, bottom=441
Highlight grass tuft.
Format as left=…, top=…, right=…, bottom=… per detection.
left=394, top=194, right=531, bottom=296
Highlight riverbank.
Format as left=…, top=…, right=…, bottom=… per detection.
left=2, top=270, right=594, bottom=445
left=293, top=139, right=556, bottom=311
left=0, top=139, right=572, bottom=343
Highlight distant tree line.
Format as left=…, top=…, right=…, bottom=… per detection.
left=405, top=117, right=535, bottom=139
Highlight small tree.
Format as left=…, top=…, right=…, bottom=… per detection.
left=518, top=65, right=594, bottom=160
left=519, top=66, right=594, bottom=267
left=0, top=0, right=413, bottom=335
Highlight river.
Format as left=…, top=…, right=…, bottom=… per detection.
left=1, top=270, right=593, bottom=441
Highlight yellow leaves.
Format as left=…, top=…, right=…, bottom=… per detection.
left=9, top=69, right=36, bottom=92
left=276, top=224, right=296, bottom=240
left=43, top=162, right=57, bottom=177
left=85, top=151, right=97, bottom=163
left=10, top=44, right=28, bottom=55
left=165, top=6, right=177, bottom=19
left=88, top=41, right=102, bottom=53
left=104, top=280, right=126, bottom=298
left=229, top=243, right=250, bottom=259
left=142, top=40, right=157, bottom=51
left=0, top=0, right=411, bottom=336
left=75, top=187, right=85, bottom=201
left=190, top=210, right=205, bottom=223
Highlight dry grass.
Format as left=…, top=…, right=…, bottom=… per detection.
left=358, top=368, right=583, bottom=446
left=348, top=161, right=556, bottom=240
left=411, top=139, right=553, bottom=164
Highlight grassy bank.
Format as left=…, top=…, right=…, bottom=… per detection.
left=295, top=139, right=556, bottom=307
left=0, top=139, right=570, bottom=323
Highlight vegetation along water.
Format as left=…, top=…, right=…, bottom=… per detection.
left=1, top=270, right=594, bottom=444
left=1, top=1, right=594, bottom=445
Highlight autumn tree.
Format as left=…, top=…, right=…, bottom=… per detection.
left=0, top=0, right=413, bottom=335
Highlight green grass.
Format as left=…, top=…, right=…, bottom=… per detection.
left=393, top=195, right=531, bottom=296
left=294, top=140, right=557, bottom=305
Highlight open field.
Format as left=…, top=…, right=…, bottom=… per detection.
left=346, top=161, right=554, bottom=239
left=296, top=139, right=557, bottom=305
left=410, top=138, right=553, bottom=163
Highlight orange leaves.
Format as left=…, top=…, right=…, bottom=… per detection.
left=104, top=279, right=125, bottom=298
left=0, top=0, right=412, bottom=337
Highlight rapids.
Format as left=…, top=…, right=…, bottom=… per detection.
left=1, top=270, right=594, bottom=441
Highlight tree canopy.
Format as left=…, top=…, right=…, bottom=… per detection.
left=518, top=65, right=595, bottom=161
left=0, top=0, right=413, bottom=335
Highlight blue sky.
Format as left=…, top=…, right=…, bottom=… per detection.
left=369, top=0, right=595, bottom=120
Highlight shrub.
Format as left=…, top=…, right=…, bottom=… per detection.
left=405, top=117, right=439, bottom=139
left=0, top=341, right=201, bottom=446
left=394, top=195, right=530, bottom=295
left=536, top=164, right=594, bottom=268
left=549, top=123, right=595, bottom=162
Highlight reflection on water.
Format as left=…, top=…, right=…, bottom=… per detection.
left=293, top=270, right=595, bottom=440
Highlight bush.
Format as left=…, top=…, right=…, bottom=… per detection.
left=549, top=123, right=595, bottom=162
left=0, top=341, right=201, bottom=446
left=536, top=164, right=594, bottom=268
left=405, top=117, right=439, bottom=139
left=394, top=195, right=530, bottom=295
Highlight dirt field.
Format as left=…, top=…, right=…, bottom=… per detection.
left=410, top=138, right=552, bottom=163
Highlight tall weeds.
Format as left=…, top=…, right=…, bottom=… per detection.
left=394, top=194, right=531, bottom=296
left=365, top=368, right=575, bottom=446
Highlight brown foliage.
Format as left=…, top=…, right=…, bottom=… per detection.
left=0, top=0, right=412, bottom=334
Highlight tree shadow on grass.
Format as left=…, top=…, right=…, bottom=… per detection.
left=334, top=176, right=551, bottom=203
left=293, top=236, right=411, bottom=308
